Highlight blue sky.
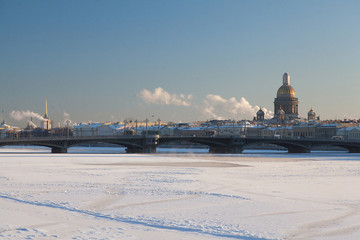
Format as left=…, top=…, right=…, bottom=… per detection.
left=1, top=0, right=360, bottom=126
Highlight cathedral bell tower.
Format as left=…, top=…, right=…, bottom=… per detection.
left=41, top=97, right=52, bottom=130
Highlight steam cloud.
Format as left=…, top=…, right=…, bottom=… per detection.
left=63, top=112, right=73, bottom=126
left=138, top=87, right=192, bottom=106
left=10, top=110, right=45, bottom=121
left=202, top=94, right=273, bottom=120
left=138, top=87, right=273, bottom=120
left=27, top=120, right=38, bottom=128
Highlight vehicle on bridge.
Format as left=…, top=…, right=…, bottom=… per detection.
left=331, top=136, right=344, bottom=140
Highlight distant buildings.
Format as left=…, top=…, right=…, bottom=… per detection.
left=73, top=120, right=162, bottom=137
left=73, top=122, right=124, bottom=136
left=3, top=72, right=360, bottom=144
left=0, top=121, right=20, bottom=139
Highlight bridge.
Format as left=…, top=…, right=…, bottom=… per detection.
left=0, top=136, right=157, bottom=153
left=1, top=135, right=360, bottom=154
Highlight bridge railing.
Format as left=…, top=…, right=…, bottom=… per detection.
left=2, top=134, right=360, bottom=143
left=0, top=134, right=156, bottom=142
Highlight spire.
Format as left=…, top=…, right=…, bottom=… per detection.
left=283, top=72, right=290, bottom=85
left=44, top=97, right=48, bottom=119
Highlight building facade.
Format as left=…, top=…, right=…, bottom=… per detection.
left=337, top=127, right=360, bottom=141
left=293, top=125, right=316, bottom=139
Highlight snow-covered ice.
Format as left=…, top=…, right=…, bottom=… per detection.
left=0, top=147, right=360, bottom=239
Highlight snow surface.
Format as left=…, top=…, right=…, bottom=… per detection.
left=0, top=147, right=360, bottom=239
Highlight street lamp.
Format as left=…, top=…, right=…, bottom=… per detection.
left=145, top=118, right=149, bottom=135
left=124, top=120, right=128, bottom=135
left=157, top=118, right=161, bottom=135
left=65, top=119, right=71, bottom=139
left=135, top=119, right=138, bottom=135
left=232, top=119, right=235, bottom=136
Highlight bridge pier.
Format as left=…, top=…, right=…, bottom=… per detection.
left=347, top=147, right=360, bottom=153
left=209, top=146, right=229, bottom=154
left=287, top=146, right=310, bottom=153
left=126, top=146, right=157, bottom=153
left=209, top=146, right=243, bottom=154
left=126, top=147, right=142, bottom=153
left=143, top=145, right=157, bottom=153
left=51, top=147, right=68, bottom=153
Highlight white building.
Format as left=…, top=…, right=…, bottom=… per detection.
left=337, top=127, right=360, bottom=141
left=261, top=127, right=278, bottom=138
left=216, top=124, right=246, bottom=136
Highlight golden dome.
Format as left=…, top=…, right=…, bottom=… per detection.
left=277, top=85, right=296, bottom=98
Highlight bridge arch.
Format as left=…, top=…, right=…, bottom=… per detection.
left=243, top=139, right=311, bottom=153
left=0, top=141, right=68, bottom=153
left=330, top=143, right=360, bottom=153
left=239, top=142, right=286, bottom=152
left=0, top=136, right=156, bottom=153
left=157, top=139, right=209, bottom=149
left=158, top=136, right=230, bottom=153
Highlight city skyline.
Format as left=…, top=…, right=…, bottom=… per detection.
left=1, top=0, right=360, bottom=126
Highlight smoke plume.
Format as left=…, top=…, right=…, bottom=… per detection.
left=63, top=112, right=73, bottom=127
left=10, top=110, right=45, bottom=121
left=27, top=120, right=38, bottom=128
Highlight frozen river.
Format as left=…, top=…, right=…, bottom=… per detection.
left=0, top=147, right=360, bottom=239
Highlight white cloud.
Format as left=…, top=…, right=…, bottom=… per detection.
left=138, top=87, right=192, bottom=107
left=138, top=87, right=273, bottom=120
left=202, top=94, right=273, bottom=120
left=10, top=110, right=45, bottom=121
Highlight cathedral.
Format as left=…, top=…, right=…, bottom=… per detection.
left=274, top=73, right=299, bottom=120
left=255, top=72, right=317, bottom=122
